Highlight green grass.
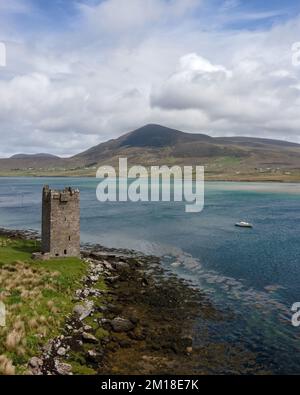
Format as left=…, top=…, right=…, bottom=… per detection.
left=69, top=359, right=97, bottom=375
left=213, top=156, right=242, bottom=167
left=0, top=236, right=88, bottom=374
left=0, top=237, right=38, bottom=265
left=0, top=167, right=96, bottom=178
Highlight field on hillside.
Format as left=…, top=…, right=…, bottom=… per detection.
left=0, top=163, right=299, bottom=182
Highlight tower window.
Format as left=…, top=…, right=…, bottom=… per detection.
left=64, top=250, right=67, bottom=255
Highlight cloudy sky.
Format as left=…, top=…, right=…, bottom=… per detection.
left=0, top=0, right=300, bottom=157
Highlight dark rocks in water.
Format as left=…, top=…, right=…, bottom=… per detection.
left=181, top=335, right=193, bottom=347
left=170, top=336, right=193, bottom=354
left=110, top=317, right=135, bottom=333
left=113, top=261, right=130, bottom=271
left=141, top=276, right=149, bottom=286
left=90, top=251, right=116, bottom=260
left=118, top=339, right=132, bottom=348
left=101, top=337, right=111, bottom=345
left=106, top=303, right=122, bottom=315
left=106, top=276, right=119, bottom=284
left=150, top=343, right=162, bottom=352
left=128, top=328, right=147, bottom=341
left=86, top=349, right=104, bottom=364
left=129, top=315, right=139, bottom=325
left=105, top=342, right=120, bottom=353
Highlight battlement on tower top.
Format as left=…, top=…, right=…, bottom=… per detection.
left=43, top=185, right=80, bottom=201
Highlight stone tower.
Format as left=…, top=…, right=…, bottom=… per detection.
left=41, top=186, right=80, bottom=257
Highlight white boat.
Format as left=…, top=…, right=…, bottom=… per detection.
left=235, top=221, right=253, bottom=228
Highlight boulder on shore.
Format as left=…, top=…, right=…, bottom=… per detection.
left=110, top=317, right=135, bottom=333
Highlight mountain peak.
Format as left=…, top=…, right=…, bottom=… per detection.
left=120, top=123, right=212, bottom=148
left=121, top=124, right=190, bottom=148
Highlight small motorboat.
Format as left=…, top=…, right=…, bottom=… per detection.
left=235, top=221, right=253, bottom=228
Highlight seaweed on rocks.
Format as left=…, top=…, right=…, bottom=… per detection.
left=29, top=243, right=268, bottom=375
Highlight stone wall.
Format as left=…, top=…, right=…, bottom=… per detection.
left=41, top=186, right=80, bottom=257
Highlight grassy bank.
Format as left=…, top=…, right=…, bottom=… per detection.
left=0, top=237, right=87, bottom=374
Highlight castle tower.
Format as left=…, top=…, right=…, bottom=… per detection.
left=41, top=186, right=80, bottom=257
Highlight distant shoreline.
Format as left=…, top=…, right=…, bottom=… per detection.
left=0, top=174, right=300, bottom=183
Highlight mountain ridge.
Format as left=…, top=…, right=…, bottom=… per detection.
left=10, top=153, right=60, bottom=159
left=0, top=124, right=300, bottom=181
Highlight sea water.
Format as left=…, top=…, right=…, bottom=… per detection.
left=0, top=177, right=299, bottom=373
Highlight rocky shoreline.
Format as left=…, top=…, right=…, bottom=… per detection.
left=0, top=228, right=40, bottom=240
left=29, top=244, right=210, bottom=375
left=1, top=228, right=266, bottom=375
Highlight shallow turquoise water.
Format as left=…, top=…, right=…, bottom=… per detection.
left=0, top=177, right=300, bottom=373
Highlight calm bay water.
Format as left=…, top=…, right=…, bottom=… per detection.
left=0, top=177, right=300, bottom=373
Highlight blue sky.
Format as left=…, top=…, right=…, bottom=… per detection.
left=8, top=0, right=300, bottom=31
left=0, top=0, right=300, bottom=156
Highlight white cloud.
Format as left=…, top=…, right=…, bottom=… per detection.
left=78, top=0, right=199, bottom=34
left=151, top=50, right=300, bottom=139
left=175, top=53, right=232, bottom=80
left=0, top=0, right=300, bottom=157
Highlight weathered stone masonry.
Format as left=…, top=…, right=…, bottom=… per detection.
left=41, top=186, right=80, bottom=257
